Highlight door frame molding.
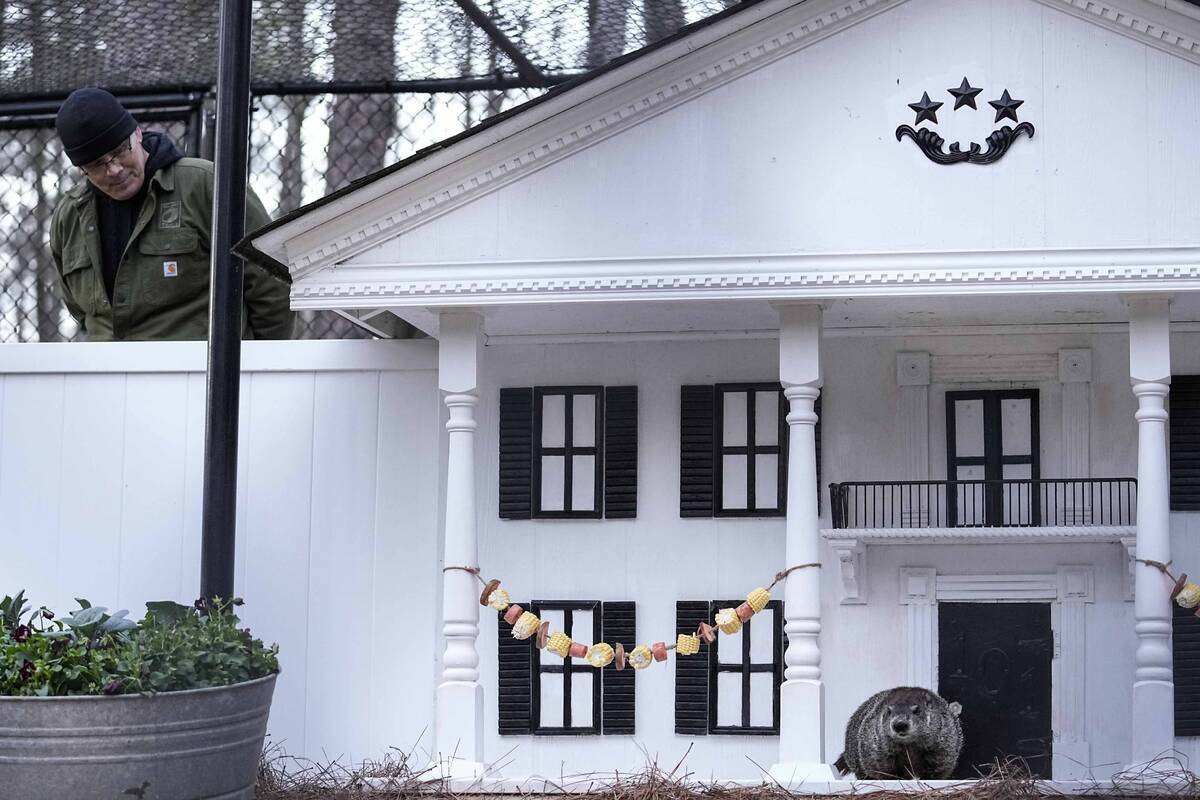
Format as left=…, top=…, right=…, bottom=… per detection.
left=899, top=566, right=1093, bottom=780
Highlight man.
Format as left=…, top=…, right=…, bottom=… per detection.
left=50, top=87, right=294, bottom=340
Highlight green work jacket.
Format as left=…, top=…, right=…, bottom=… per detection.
left=49, top=158, right=294, bottom=341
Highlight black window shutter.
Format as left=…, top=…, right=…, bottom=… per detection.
left=499, top=388, right=533, bottom=520
left=601, top=601, right=637, bottom=734
left=604, top=387, right=638, bottom=519
left=498, top=606, right=533, bottom=734
left=680, top=385, right=715, bottom=517
left=1171, top=375, right=1200, bottom=511
left=675, top=600, right=711, bottom=735
left=1174, top=603, right=1200, bottom=735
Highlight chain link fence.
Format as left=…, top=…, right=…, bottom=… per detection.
left=0, top=0, right=741, bottom=342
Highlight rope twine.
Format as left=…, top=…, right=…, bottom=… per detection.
left=443, top=565, right=486, bottom=586
left=1136, top=558, right=1177, bottom=582
left=767, top=562, right=821, bottom=590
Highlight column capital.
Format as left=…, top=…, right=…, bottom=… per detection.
left=1127, top=296, right=1172, bottom=384
left=438, top=311, right=484, bottom=393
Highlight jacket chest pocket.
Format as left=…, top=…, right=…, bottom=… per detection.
left=137, top=229, right=204, bottom=306
left=60, top=246, right=105, bottom=312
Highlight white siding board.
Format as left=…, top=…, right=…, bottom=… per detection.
left=117, top=374, right=191, bottom=608
left=368, top=369, right=440, bottom=755
left=56, top=374, right=127, bottom=608
left=240, top=371, right=318, bottom=758
left=304, top=371, right=381, bottom=761
left=0, top=376, right=65, bottom=606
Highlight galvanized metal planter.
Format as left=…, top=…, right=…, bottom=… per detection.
left=0, top=673, right=276, bottom=800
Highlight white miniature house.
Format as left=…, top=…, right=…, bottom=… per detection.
left=236, top=0, right=1200, bottom=787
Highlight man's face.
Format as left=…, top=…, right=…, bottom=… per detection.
left=80, top=128, right=148, bottom=200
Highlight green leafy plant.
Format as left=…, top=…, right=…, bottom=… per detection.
left=0, top=593, right=278, bottom=697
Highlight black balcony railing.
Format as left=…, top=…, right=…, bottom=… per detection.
left=828, top=478, right=1137, bottom=529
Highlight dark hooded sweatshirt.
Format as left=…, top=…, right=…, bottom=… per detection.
left=94, top=131, right=183, bottom=303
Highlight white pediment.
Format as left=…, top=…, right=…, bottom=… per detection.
left=248, top=0, right=1200, bottom=313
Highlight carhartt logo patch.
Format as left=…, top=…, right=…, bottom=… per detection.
left=159, top=201, right=181, bottom=229
left=163, top=261, right=179, bottom=278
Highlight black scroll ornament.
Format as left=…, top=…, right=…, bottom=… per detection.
left=896, top=121, right=1035, bottom=166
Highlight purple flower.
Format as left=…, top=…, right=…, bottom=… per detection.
left=41, top=610, right=53, bottom=620
left=50, top=638, right=69, bottom=656
left=13, top=625, right=30, bottom=643
left=194, top=597, right=208, bottom=612
left=102, top=680, right=123, bottom=696
left=18, top=661, right=34, bottom=682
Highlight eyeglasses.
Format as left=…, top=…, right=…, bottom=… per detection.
left=80, top=135, right=135, bottom=176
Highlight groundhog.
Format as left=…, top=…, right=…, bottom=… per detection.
left=833, top=686, right=963, bottom=780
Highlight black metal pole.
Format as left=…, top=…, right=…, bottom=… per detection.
left=200, top=0, right=253, bottom=602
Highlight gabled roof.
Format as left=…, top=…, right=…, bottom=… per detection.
left=239, top=0, right=1200, bottom=288
left=234, top=0, right=773, bottom=280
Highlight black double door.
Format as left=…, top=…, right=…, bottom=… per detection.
left=937, top=602, right=1053, bottom=778
left=946, top=390, right=1041, bottom=527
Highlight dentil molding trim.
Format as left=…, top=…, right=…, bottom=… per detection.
left=291, top=248, right=1200, bottom=308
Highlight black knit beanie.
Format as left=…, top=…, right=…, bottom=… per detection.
left=55, top=88, right=136, bottom=166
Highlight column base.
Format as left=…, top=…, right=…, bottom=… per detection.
left=770, top=678, right=833, bottom=785
left=1129, top=679, right=1174, bottom=769
left=433, top=679, right=487, bottom=782
left=1052, top=741, right=1091, bottom=780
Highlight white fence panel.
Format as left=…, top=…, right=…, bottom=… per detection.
left=0, top=340, right=442, bottom=764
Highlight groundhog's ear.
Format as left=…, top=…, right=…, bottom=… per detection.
left=948, top=701, right=962, bottom=717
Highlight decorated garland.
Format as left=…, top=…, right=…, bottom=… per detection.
left=451, top=563, right=819, bottom=670
left=1139, top=558, right=1200, bottom=613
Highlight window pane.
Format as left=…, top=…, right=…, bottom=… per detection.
left=954, top=399, right=985, bottom=457
left=722, top=455, right=747, bottom=509
left=570, top=671, right=594, bottom=727
left=573, top=394, right=596, bottom=448
left=749, top=610, right=775, bottom=662
left=572, top=609, right=594, bottom=656
left=750, top=672, right=775, bottom=727
left=755, top=454, right=778, bottom=510
left=539, top=673, right=564, bottom=728
left=1001, top=398, right=1032, bottom=456
left=723, top=391, right=747, bottom=446
left=541, top=456, right=565, bottom=511
left=538, top=609, right=566, bottom=664
left=718, top=624, right=743, bottom=665
left=542, top=394, right=565, bottom=447
left=755, top=391, right=779, bottom=446
left=571, top=455, right=596, bottom=512
left=716, top=672, right=743, bottom=727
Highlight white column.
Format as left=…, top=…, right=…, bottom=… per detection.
left=433, top=311, right=488, bottom=781
left=769, top=303, right=836, bottom=784
left=1127, top=295, right=1173, bottom=768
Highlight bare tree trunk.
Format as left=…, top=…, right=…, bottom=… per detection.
left=643, top=0, right=686, bottom=43
left=275, top=96, right=309, bottom=215
left=587, top=0, right=629, bottom=68
left=325, top=0, right=401, bottom=192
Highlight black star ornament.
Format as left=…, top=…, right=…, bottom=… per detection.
left=988, top=89, right=1024, bottom=123
left=947, top=77, right=982, bottom=110
left=907, top=91, right=944, bottom=125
